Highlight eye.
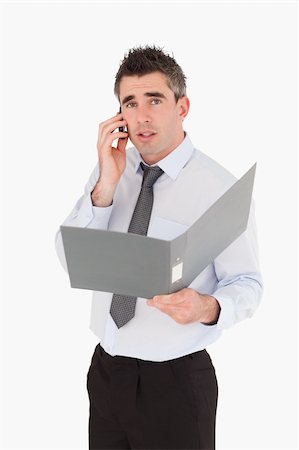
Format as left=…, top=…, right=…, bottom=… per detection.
left=151, top=98, right=162, bottom=105
left=126, top=102, right=137, bottom=108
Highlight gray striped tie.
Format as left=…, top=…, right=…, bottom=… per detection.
left=110, top=162, right=164, bottom=328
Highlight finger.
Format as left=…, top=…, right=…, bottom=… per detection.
left=147, top=302, right=191, bottom=324
left=107, top=131, right=128, bottom=143
left=99, top=113, right=123, bottom=130
left=117, top=135, right=129, bottom=152
left=147, top=295, right=169, bottom=306
left=149, top=302, right=182, bottom=318
left=148, top=293, right=185, bottom=306
left=99, top=131, right=128, bottom=151
left=101, top=120, right=127, bottom=136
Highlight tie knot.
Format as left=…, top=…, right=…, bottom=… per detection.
left=140, top=162, right=164, bottom=188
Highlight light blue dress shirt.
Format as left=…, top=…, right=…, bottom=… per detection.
left=55, top=133, right=263, bottom=362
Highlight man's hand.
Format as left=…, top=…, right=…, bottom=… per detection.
left=91, top=112, right=129, bottom=207
left=147, top=288, right=220, bottom=325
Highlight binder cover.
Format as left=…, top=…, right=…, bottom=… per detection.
left=61, top=164, right=256, bottom=298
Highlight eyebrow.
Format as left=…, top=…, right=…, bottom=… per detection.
left=121, top=91, right=166, bottom=105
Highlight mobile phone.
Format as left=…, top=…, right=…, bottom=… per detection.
left=118, top=106, right=127, bottom=135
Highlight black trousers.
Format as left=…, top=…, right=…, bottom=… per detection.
left=87, top=343, right=218, bottom=450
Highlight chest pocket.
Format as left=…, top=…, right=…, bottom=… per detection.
left=147, top=217, right=189, bottom=240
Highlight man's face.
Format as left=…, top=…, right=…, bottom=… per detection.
left=119, top=72, right=190, bottom=165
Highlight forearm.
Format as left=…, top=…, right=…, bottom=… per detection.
left=91, top=181, right=117, bottom=207
left=212, top=274, right=263, bottom=329
left=55, top=163, right=113, bottom=272
left=210, top=201, right=263, bottom=329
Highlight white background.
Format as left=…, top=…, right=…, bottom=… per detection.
left=1, top=1, right=298, bottom=449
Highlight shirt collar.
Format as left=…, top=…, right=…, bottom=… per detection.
left=133, top=132, right=194, bottom=181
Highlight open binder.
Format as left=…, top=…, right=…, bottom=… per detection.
left=61, top=164, right=256, bottom=298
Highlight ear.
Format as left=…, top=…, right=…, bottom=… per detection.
left=178, top=96, right=190, bottom=120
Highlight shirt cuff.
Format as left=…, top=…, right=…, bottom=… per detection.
left=212, top=292, right=235, bottom=330
left=89, top=204, right=114, bottom=229
left=66, top=194, right=113, bottom=229
left=212, top=280, right=262, bottom=331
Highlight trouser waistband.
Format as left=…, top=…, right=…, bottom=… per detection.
left=96, top=343, right=208, bottom=366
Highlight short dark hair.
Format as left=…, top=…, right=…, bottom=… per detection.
left=114, top=45, right=187, bottom=102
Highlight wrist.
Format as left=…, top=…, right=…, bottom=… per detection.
left=91, top=181, right=117, bottom=207
left=199, top=294, right=221, bottom=325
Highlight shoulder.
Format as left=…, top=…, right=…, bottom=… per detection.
left=189, top=147, right=237, bottom=193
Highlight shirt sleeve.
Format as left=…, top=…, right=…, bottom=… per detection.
left=211, top=200, right=263, bottom=330
left=54, top=162, right=114, bottom=273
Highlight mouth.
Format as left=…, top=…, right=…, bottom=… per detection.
left=136, top=131, right=157, bottom=142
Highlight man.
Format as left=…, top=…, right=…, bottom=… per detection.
left=55, top=45, right=263, bottom=450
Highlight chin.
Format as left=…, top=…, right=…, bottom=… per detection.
left=135, top=144, right=154, bottom=155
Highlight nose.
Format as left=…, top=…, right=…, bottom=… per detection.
left=136, top=104, right=151, bottom=125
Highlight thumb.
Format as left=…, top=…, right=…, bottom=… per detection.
left=117, top=135, right=128, bottom=153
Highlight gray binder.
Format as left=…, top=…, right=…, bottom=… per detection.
left=61, top=164, right=256, bottom=298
